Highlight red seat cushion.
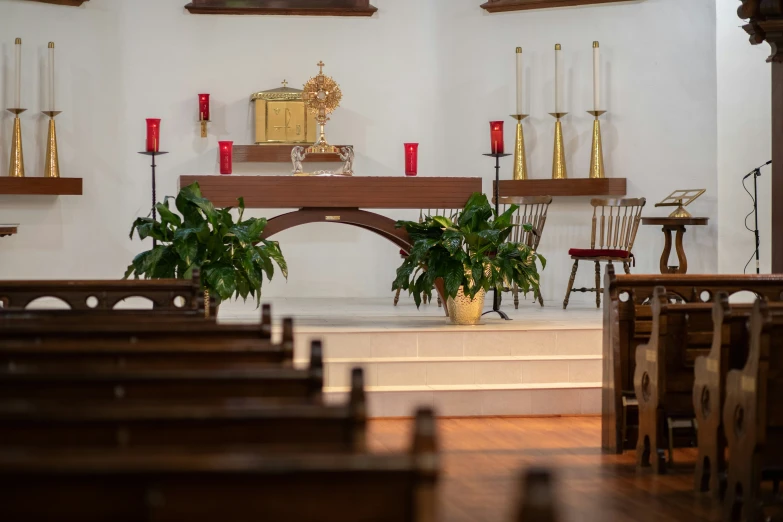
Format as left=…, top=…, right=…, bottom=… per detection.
left=569, top=248, right=631, bottom=259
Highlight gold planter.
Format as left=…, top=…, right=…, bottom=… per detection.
left=447, top=286, right=486, bottom=326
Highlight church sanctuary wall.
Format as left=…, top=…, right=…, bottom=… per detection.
left=0, top=0, right=717, bottom=310
left=716, top=0, right=772, bottom=274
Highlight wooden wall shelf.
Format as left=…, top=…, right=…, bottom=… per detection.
left=24, top=0, right=89, bottom=6
left=0, top=226, right=18, bottom=238
left=184, top=0, right=377, bottom=16
left=495, top=178, right=627, bottom=198
left=481, top=0, right=629, bottom=12
left=235, top=145, right=346, bottom=164
left=0, top=178, right=83, bottom=196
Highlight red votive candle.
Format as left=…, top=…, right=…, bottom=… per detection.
left=490, top=121, right=504, bottom=154
left=219, top=141, right=233, bottom=175
left=404, top=143, right=419, bottom=176
left=198, top=94, right=210, bottom=121
left=146, top=118, right=161, bottom=153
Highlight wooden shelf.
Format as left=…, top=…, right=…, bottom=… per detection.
left=235, top=145, right=346, bottom=164
left=481, top=0, right=629, bottom=12
left=495, top=178, right=627, bottom=198
left=0, top=226, right=18, bottom=238
left=0, top=178, right=83, bottom=196
left=24, top=0, right=89, bottom=6
left=184, top=0, right=377, bottom=16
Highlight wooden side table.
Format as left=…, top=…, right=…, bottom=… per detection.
left=641, top=217, right=709, bottom=274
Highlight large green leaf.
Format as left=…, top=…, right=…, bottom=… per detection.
left=204, top=264, right=238, bottom=301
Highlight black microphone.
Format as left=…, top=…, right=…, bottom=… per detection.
left=743, top=160, right=772, bottom=179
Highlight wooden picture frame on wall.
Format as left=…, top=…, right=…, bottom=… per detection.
left=481, top=0, right=631, bottom=12
left=185, top=0, right=377, bottom=16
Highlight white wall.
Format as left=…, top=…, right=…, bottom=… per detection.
left=716, top=0, right=772, bottom=274
left=0, top=0, right=718, bottom=313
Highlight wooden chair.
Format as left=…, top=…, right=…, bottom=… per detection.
left=0, top=407, right=439, bottom=522
left=499, top=196, right=552, bottom=308
left=563, top=198, right=646, bottom=310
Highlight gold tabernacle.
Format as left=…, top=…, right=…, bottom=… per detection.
left=654, top=189, right=706, bottom=218
left=251, top=79, right=318, bottom=145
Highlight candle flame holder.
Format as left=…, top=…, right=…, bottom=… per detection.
left=510, top=114, right=529, bottom=180
left=7, top=108, right=26, bottom=178
left=42, top=110, right=62, bottom=178
left=587, top=110, right=607, bottom=179
left=549, top=112, right=568, bottom=180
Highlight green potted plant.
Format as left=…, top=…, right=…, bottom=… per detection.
left=125, top=182, right=286, bottom=314
left=392, top=193, right=545, bottom=325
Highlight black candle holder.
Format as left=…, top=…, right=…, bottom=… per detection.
left=138, top=151, right=169, bottom=248
left=482, top=152, right=513, bottom=321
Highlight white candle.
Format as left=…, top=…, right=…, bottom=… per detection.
left=515, top=47, right=524, bottom=115
left=14, top=38, right=21, bottom=109
left=48, top=42, right=55, bottom=112
left=555, top=43, right=562, bottom=113
left=593, top=41, right=600, bottom=111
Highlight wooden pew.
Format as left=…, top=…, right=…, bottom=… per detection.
left=515, top=468, right=559, bottom=522
left=723, top=300, right=783, bottom=522
left=0, top=340, right=324, bottom=403
left=0, top=271, right=214, bottom=319
left=0, top=367, right=366, bottom=453
left=0, top=408, right=438, bottom=522
left=602, top=265, right=783, bottom=454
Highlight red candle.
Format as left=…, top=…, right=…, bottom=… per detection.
left=219, top=141, right=233, bottom=175
left=490, top=121, right=504, bottom=154
left=404, top=143, right=419, bottom=176
left=145, top=118, right=161, bottom=153
left=198, top=93, right=210, bottom=121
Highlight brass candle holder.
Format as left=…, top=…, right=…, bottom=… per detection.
left=42, top=110, right=61, bottom=178
left=549, top=112, right=568, bottom=179
left=587, top=110, right=606, bottom=179
left=510, top=114, right=529, bottom=180
left=7, top=108, right=26, bottom=178
left=199, top=119, right=210, bottom=138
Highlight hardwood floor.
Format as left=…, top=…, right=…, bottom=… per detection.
left=368, top=416, right=718, bottom=522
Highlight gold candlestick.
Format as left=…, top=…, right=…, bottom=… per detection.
left=42, top=110, right=62, bottom=178
left=587, top=110, right=606, bottom=179
left=510, top=114, right=529, bottom=180
left=7, top=108, right=26, bottom=178
left=549, top=112, right=568, bottom=179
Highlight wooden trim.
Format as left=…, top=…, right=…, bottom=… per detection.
left=496, top=178, right=627, bottom=198
left=235, top=145, right=345, bottom=164
left=0, top=178, right=82, bottom=196
left=480, top=0, right=630, bottom=12
left=23, top=0, right=89, bottom=6
left=184, top=1, right=377, bottom=16
left=0, top=226, right=18, bottom=238
left=179, top=175, right=482, bottom=209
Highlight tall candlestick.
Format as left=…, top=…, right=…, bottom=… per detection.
left=48, top=42, right=55, bottom=112
left=555, top=43, right=563, bottom=114
left=515, top=47, right=524, bottom=116
left=14, top=38, right=22, bottom=109
left=593, top=41, right=600, bottom=111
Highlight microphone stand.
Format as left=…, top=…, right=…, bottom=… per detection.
left=744, top=161, right=771, bottom=274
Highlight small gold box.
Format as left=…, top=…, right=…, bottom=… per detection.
left=251, top=81, right=317, bottom=145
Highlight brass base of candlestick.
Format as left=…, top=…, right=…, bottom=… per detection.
left=42, top=111, right=62, bottom=178
left=587, top=110, right=606, bottom=179
left=7, top=108, right=26, bottom=178
left=511, top=114, right=529, bottom=181
left=200, top=119, right=210, bottom=138
left=549, top=112, right=568, bottom=180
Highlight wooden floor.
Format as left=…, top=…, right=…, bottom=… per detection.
left=368, top=416, right=719, bottom=522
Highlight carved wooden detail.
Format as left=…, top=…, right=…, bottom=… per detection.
left=24, top=0, right=89, bottom=6
left=481, top=0, right=630, bottom=12
left=185, top=0, right=377, bottom=16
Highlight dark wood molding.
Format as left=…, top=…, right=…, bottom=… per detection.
left=179, top=175, right=482, bottom=209
left=480, top=0, right=630, bottom=13
left=495, top=178, right=627, bottom=198
left=185, top=0, right=377, bottom=16
left=235, top=145, right=345, bottom=164
left=23, top=0, right=89, bottom=6
left=0, top=178, right=82, bottom=196
left=0, top=226, right=18, bottom=238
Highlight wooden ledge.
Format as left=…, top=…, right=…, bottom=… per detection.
left=0, top=178, right=83, bottom=196
left=481, top=0, right=630, bottom=12
left=184, top=1, right=377, bottom=16
left=495, top=178, right=627, bottom=197
left=23, top=0, right=89, bottom=6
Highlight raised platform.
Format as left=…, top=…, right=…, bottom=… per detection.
left=220, top=297, right=602, bottom=418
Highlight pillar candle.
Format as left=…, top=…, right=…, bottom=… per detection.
left=554, top=44, right=563, bottom=114
left=490, top=121, right=504, bottom=154
left=146, top=119, right=161, bottom=152
left=219, top=141, right=233, bottom=175
left=14, top=38, right=21, bottom=108
left=515, top=47, right=524, bottom=115
left=593, top=41, right=600, bottom=111
left=404, top=143, right=419, bottom=176
left=198, top=94, right=210, bottom=121
left=48, top=42, right=55, bottom=112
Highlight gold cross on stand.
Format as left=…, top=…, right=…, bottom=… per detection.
left=281, top=79, right=288, bottom=88
left=317, top=61, right=325, bottom=74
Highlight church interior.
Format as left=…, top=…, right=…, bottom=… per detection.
left=0, top=0, right=780, bottom=520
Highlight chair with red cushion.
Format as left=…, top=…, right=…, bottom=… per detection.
left=563, top=197, right=646, bottom=310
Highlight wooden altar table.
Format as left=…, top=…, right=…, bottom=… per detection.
left=179, top=176, right=483, bottom=314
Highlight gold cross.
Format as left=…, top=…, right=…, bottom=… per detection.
left=317, top=61, right=325, bottom=74
left=281, top=79, right=288, bottom=88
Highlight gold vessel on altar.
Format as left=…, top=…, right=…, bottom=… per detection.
left=251, top=80, right=318, bottom=145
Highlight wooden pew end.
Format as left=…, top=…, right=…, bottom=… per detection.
left=516, top=468, right=559, bottom=522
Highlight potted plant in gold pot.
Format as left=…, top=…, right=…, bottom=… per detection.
left=392, top=193, right=544, bottom=325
